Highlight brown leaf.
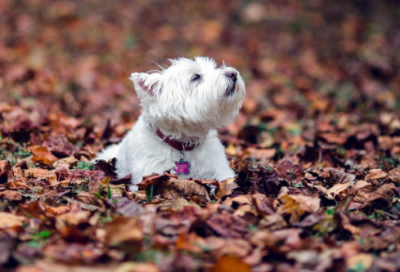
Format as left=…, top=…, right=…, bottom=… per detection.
left=103, top=217, right=143, bottom=247
left=346, top=253, right=374, bottom=270
left=115, top=262, right=160, bottom=272
left=361, top=183, right=396, bottom=210
left=320, top=168, right=355, bottom=187
left=30, top=145, right=58, bottom=165
left=259, top=213, right=287, bottom=230
left=278, top=193, right=321, bottom=223
left=42, top=203, right=70, bottom=215
left=250, top=230, right=278, bottom=248
left=53, top=157, right=78, bottom=170
left=155, top=218, right=189, bottom=236
left=0, top=190, right=23, bottom=201
left=156, top=198, right=200, bottom=212
left=310, top=182, right=351, bottom=200
left=44, top=242, right=104, bottom=265
left=365, top=169, right=388, bottom=181
left=0, top=212, right=26, bottom=229
left=353, top=180, right=376, bottom=202
left=211, top=256, right=252, bottom=272
left=0, top=160, right=13, bottom=183
left=56, top=211, right=90, bottom=226
left=216, top=178, right=238, bottom=199
left=18, top=202, right=46, bottom=219
left=109, top=197, right=143, bottom=217
left=388, top=168, right=400, bottom=184
left=223, top=195, right=252, bottom=206
left=287, top=250, right=320, bottom=268
left=206, top=237, right=252, bottom=258
left=176, top=232, right=207, bottom=254
left=24, top=168, right=51, bottom=178
left=276, top=160, right=303, bottom=183
left=0, top=233, right=16, bottom=265
left=42, top=135, right=78, bottom=158
left=206, top=214, right=248, bottom=238
left=139, top=176, right=211, bottom=203
left=242, top=147, right=276, bottom=160
left=94, top=159, right=118, bottom=180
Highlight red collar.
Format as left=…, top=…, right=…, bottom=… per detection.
left=155, top=129, right=196, bottom=151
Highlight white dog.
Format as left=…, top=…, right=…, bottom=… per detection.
left=95, top=57, right=245, bottom=188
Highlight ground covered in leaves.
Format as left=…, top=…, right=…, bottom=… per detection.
left=1, top=0, right=400, bottom=271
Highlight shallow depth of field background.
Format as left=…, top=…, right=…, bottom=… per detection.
left=3, top=1, right=400, bottom=270
left=1, top=0, right=399, bottom=130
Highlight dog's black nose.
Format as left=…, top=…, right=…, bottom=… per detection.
left=225, top=71, right=237, bottom=82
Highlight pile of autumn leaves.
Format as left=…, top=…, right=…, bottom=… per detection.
left=1, top=128, right=400, bottom=272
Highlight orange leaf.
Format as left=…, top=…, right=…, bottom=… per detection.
left=211, top=256, right=251, bottom=272
left=30, top=145, right=58, bottom=165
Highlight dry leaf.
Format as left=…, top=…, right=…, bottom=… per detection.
left=0, top=190, right=23, bottom=201
left=156, top=198, right=199, bottom=211
left=365, top=169, right=388, bottom=181
left=388, top=168, right=400, bottom=183
left=103, top=217, right=143, bottom=247
left=139, top=176, right=211, bottom=202
left=211, top=256, right=252, bottom=272
left=278, top=193, right=320, bottom=223
left=30, top=146, right=58, bottom=165
left=115, top=262, right=160, bottom=272
left=346, top=253, right=374, bottom=270
left=352, top=180, right=376, bottom=202
left=215, top=178, right=238, bottom=199
left=0, top=212, right=26, bottom=228
left=25, top=168, right=51, bottom=178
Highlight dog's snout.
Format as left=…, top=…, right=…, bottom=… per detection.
left=225, top=71, right=237, bottom=82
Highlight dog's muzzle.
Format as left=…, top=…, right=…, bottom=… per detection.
left=225, top=71, right=238, bottom=96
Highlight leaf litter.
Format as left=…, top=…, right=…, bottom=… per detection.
left=1, top=0, right=400, bottom=271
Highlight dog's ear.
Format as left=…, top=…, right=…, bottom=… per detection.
left=129, top=72, right=159, bottom=97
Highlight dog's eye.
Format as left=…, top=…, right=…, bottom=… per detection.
left=191, top=74, right=201, bottom=81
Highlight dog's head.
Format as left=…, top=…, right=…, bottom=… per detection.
left=130, top=57, right=245, bottom=142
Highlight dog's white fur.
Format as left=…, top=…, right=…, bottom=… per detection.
left=94, top=57, right=245, bottom=188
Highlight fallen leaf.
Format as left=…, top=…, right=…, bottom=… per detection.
left=278, top=193, right=321, bottom=223
left=242, top=147, right=276, bottom=160
left=365, top=169, right=388, bottom=181
left=0, top=190, right=23, bottom=201
left=207, top=237, right=252, bottom=258
left=56, top=211, right=90, bottom=226
left=352, top=180, right=375, bottom=202
left=320, top=169, right=355, bottom=187
left=24, top=168, right=51, bottom=178
left=215, top=178, right=238, bottom=199
left=361, top=183, right=396, bottom=210
left=0, top=233, right=16, bottom=265
left=388, top=168, right=400, bottom=183
left=0, top=212, right=26, bottom=229
left=30, top=145, right=58, bottom=165
left=44, top=242, right=104, bottom=265
left=109, top=197, right=143, bottom=217
left=346, top=253, right=374, bottom=270
left=139, top=176, right=211, bottom=202
left=211, top=256, right=252, bottom=272
left=156, top=198, right=200, bottom=212
left=206, top=214, right=248, bottom=238
left=103, top=217, right=143, bottom=247
left=311, top=182, right=351, bottom=200
left=115, top=262, right=160, bottom=272
left=250, top=230, right=278, bottom=248
left=53, top=156, right=78, bottom=170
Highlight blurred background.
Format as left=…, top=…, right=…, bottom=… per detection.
left=1, top=0, right=400, bottom=148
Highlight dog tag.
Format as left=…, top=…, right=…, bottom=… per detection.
left=175, top=151, right=190, bottom=175
left=175, top=159, right=190, bottom=175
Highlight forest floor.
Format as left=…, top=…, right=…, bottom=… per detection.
left=1, top=0, right=400, bottom=271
